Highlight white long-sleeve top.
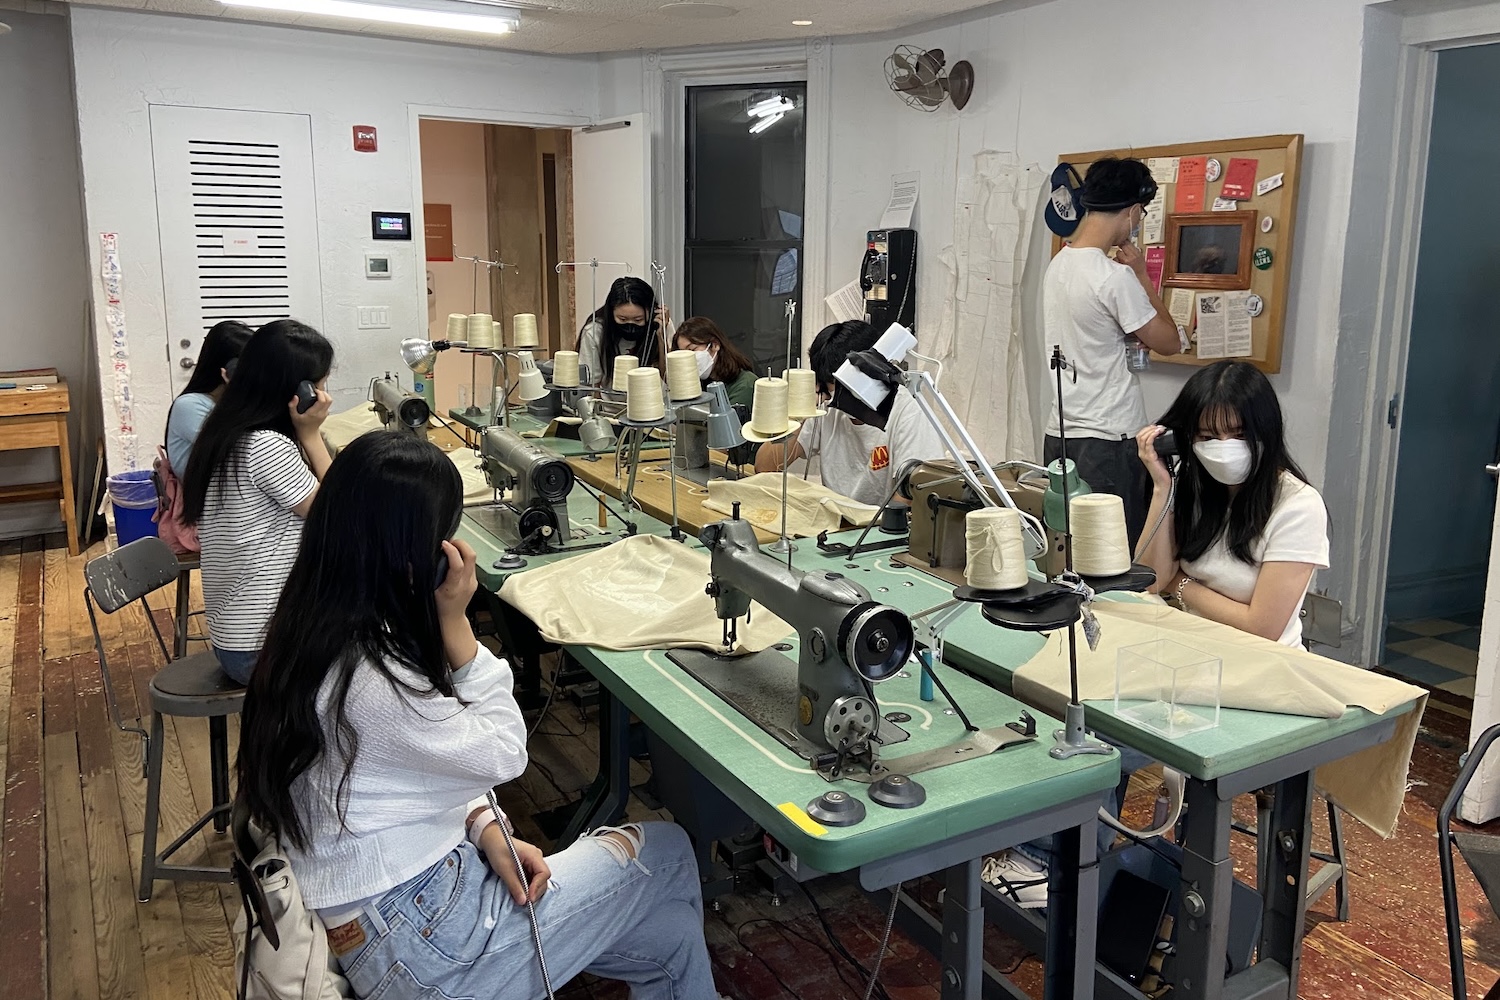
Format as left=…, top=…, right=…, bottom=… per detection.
left=287, top=644, right=527, bottom=909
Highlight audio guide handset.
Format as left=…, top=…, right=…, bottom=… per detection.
left=295, top=381, right=319, bottom=414
left=1138, top=428, right=1179, bottom=552
left=1153, top=430, right=1178, bottom=459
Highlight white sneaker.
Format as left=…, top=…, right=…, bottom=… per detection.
left=981, top=850, right=1049, bottom=909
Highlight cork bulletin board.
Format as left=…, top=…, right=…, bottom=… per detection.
left=1052, top=134, right=1303, bottom=374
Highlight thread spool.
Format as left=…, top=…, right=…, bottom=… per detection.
left=492, top=320, right=503, bottom=348
left=666, top=350, right=701, bottom=402
left=964, top=507, right=1030, bottom=591
left=741, top=376, right=800, bottom=442
left=1069, top=493, right=1132, bottom=576
left=612, top=354, right=639, bottom=392
left=785, top=368, right=820, bottom=419
left=512, top=313, right=540, bottom=348
left=466, top=313, right=495, bottom=350
left=446, top=313, right=467, bottom=341
left=553, top=351, right=581, bottom=388
left=626, top=367, right=665, bottom=422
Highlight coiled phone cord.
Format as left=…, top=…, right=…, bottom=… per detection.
left=486, top=789, right=555, bottom=999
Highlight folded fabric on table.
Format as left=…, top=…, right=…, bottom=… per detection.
left=321, top=403, right=490, bottom=505
left=703, top=474, right=879, bottom=538
left=498, top=534, right=791, bottom=653
left=1013, top=598, right=1426, bottom=838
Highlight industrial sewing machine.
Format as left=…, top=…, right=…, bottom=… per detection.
left=901, top=460, right=1068, bottom=582
left=369, top=374, right=431, bottom=439
left=469, top=426, right=576, bottom=557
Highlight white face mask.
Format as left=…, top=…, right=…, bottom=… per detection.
left=1193, top=438, right=1254, bottom=486
left=694, top=347, right=715, bottom=379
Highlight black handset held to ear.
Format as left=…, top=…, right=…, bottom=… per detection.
left=434, top=551, right=450, bottom=591
left=295, top=381, right=318, bottom=414
left=1154, top=430, right=1178, bottom=458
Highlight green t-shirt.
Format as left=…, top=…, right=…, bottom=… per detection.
left=724, top=369, right=756, bottom=409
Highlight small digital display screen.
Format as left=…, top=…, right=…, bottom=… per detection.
left=371, top=212, right=412, bottom=240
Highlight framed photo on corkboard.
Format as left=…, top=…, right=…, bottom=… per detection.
left=1052, top=134, right=1302, bottom=373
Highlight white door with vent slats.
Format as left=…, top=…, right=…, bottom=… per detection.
left=571, top=116, right=651, bottom=335
left=149, top=106, right=322, bottom=392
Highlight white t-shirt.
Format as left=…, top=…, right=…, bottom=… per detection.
left=199, top=430, right=318, bottom=651
left=1043, top=246, right=1158, bottom=440
left=795, top=392, right=946, bottom=506
left=1179, top=472, right=1330, bottom=647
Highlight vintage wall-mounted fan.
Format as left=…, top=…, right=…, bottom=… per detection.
left=884, top=45, right=974, bottom=112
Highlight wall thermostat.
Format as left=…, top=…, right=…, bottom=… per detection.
left=371, top=212, right=412, bottom=240
left=365, top=254, right=392, bottom=279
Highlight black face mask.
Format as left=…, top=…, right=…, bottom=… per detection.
left=616, top=322, right=647, bottom=339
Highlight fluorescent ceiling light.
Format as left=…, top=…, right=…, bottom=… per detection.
left=749, top=96, right=795, bottom=118
left=221, top=0, right=521, bottom=34
left=749, top=112, right=784, bottom=134
left=791, top=19, right=812, bottom=25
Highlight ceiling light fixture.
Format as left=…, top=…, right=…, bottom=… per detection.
left=748, top=95, right=795, bottom=118
left=220, top=0, right=521, bottom=34
left=749, top=112, right=784, bottom=135
left=792, top=19, right=812, bottom=25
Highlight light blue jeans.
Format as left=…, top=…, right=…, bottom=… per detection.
left=334, top=822, right=715, bottom=1000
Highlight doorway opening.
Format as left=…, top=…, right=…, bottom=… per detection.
left=417, top=118, right=572, bottom=416
left=1378, top=42, right=1500, bottom=698
left=684, top=83, right=807, bottom=375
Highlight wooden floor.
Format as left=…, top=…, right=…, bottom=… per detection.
left=2, top=532, right=1499, bottom=999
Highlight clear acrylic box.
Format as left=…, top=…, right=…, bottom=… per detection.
left=1114, top=638, right=1222, bottom=738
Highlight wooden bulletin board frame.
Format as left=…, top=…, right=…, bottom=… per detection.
left=1053, top=134, right=1303, bottom=373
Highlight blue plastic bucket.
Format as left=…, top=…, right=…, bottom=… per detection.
left=107, top=469, right=159, bottom=545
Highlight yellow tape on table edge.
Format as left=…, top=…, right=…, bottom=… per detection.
left=777, top=802, right=828, bottom=837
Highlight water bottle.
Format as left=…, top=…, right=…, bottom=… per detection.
left=1125, top=335, right=1151, bottom=372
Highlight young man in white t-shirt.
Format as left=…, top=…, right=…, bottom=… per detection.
left=1044, top=157, right=1182, bottom=545
left=755, top=320, right=945, bottom=506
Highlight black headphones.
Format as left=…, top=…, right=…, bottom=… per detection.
left=1079, top=166, right=1157, bottom=212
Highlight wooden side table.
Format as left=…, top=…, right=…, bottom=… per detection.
left=0, top=379, right=79, bottom=555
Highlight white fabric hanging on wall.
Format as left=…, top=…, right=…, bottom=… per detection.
left=927, top=152, right=1043, bottom=464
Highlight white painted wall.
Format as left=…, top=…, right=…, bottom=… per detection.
left=819, top=0, right=1373, bottom=484
left=418, top=119, right=492, bottom=414
left=0, top=9, right=92, bottom=538
left=68, top=8, right=599, bottom=472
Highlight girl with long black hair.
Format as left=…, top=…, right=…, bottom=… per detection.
left=1135, top=360, right=1328, bottom=646
left=577, top=276, right=672, bottom=387
left=165, top=320, right=254, bottom=475
left=237, top=433, right=716, bottom=999
left=181, top=319, right=334, bottom=683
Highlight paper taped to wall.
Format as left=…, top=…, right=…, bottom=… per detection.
left=1223, top=290, right=1253, bottom=357
left=880, top=171, right=920, bottom=229
left=825, top=280, right=865, bottom=325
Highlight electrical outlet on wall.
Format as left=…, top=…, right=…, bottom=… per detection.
left=357, top=306, right=390, bottom=330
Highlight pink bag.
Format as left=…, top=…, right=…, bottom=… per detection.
left=152, top=444, right=199, bottom=555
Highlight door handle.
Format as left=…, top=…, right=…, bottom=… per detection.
left=179, top=358, right=196, bottom=370
left=1488, top=463, right=1500, bottom=479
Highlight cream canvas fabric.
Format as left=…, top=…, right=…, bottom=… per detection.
left=1013, top=599, right=1426, bottom=838
left=321, top=404, right=490, bottom=505
left=498, top=534, right=791, bottom=653
left=703, top=474, right=879, bottom=538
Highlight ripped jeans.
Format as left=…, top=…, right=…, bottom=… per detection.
left=333, top=822, right=715, bottom=1000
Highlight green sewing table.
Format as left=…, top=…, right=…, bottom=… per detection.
left=790, top=535, right=1419, bottom=1000
left=457, top=511, right=1121, bottom=999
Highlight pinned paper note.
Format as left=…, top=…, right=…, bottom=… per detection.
left=1211, top=198, right=1238, bottom=212
left=1167, top=288, right=1196, bottom=330
left=1147, top=157, right=1179, bottom=184
left=1142, top=188, right=1167, bottom=245
left=880, top=172, right=920, bottom=229
left=1145, top=246, right=1165, bottom=291
left=825, top=280, right=866, bottom=324
left=1196, top=293, right=1228, bottom=359
left=1220, top=158, right=1259, bottom=201
left=1175, top=156, right=1207, bottom=213
left=1222, top=290, right=1254, bottom=357
left=1255, top=172, right=1285, bottom=197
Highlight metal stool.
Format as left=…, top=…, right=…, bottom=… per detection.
left=1234, top=790, right=1350, bottom=921
left=172, top=553, right=210, bottom=659
left=84, top=536, right=245, bottom=902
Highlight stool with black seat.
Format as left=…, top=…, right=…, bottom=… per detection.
left=1440, top=721, right=1500, bottom=1000
left=83, top=536, right=245, bottom=902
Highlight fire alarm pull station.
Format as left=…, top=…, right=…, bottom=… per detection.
left=353, top=126, right=378, bottom=152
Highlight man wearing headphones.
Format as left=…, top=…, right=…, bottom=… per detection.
left=1043, top=156, right=1182, bottom=547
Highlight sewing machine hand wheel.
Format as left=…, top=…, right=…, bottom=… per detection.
left=842, top=604, right=915, bottom=683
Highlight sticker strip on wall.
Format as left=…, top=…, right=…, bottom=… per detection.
left=100, top=233, right=138, bottom=470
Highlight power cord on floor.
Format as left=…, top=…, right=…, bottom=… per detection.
left=796, top=882, right=894, bottom=1000
left=862, top=883, right=902, bottom=1000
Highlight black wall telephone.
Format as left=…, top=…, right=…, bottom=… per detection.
left=294, top=381, right=318, bottom=414
left=1154, top=430, right=1178, bottom=458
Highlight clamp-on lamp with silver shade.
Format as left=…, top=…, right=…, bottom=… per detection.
left=705, top=381, right=745, bottom=451
left=399, top=337, right=464, bottom=377
left=515, top=351, right=550, bottom=403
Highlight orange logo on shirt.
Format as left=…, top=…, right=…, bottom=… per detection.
left=870, top=445, right=890, bottom=472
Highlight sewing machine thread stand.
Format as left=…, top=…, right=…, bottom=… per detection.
left=1047, top=345, right=1114, bottom=760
